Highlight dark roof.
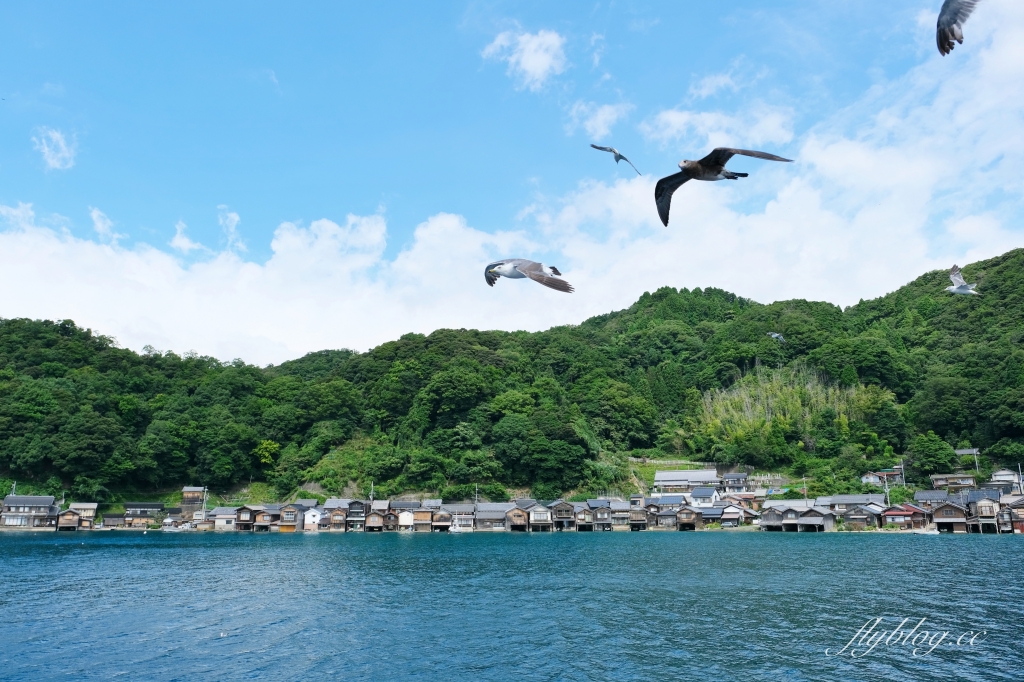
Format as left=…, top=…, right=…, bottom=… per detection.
left=421, top=499, right=442, bottom=508
left=914, top=490, right=949, bottom=501
left=587, top=499, right=611, bottom=508
left=700, top=507, right=724, bottom=519
left=691, top=487, right=716, bottom=497
left=515, top=499, right=538, bottom=509
left=441, top=504, right=475, bottom=514
left=830, top=494, right=885, bottom=505
left=475, top=510, right=508, bottom=520
left=389, top=501, right=421, bottom=509
left=3, top=495, right=56, bottom=506
left=967, top=490, right=1000, bottom=502
left=723, top=473, right=748, bottom=480
left=294, top=499, right=319, bottom=508
left=124, top=502, right=165, bottom=510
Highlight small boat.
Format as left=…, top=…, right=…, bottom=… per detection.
left=912, top=528, right=940, bottom=535
left=448, top=523, right=463, bottom=534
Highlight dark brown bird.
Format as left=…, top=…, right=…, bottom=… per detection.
left=936, top=0, right=982, bottom=56
left=654, top=147, right=792, bottom=226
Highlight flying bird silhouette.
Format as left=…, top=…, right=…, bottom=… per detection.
left=590, top=144, right=641, bottom=175
left=767, top=332, right=786, bottom=343
left=654, top=148, right=792, bottom=226
left=945, top=265, right=980, bottom=295
left=485, top=259, right=574, bottom=293
left=936, top=0, right=982, bottom=55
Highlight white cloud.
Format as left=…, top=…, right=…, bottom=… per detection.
left=218, top=205, right=246, bottom=252
left=266, top=69, right=279, bottom=86
left=567, top=101, right=634, bottom=140
left=483, top=29, right=567, bottom=91
left=690, top=72, right=738, bottom=99
left=89, top=207, right=126, bottom=245
left=590, top=33, right=605, bottom=68
left=640, top=104, right=795, bottom=150
left=31, top=127, right=76, bottom=170
left=170, top=221, right=204, bottom=253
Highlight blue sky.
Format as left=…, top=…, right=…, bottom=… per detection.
left=2, top=1, right=1022, bottom=363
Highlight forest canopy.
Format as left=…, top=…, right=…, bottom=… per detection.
left=2, top=248, right=1022, bottom=501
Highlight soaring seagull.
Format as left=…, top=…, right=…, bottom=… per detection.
left=945, top=265, right=980, bottom=295
left=767, top=332, right=786, bottom=343
left=590, top=144, right=641, bottom=175
left=485, top=259, right=574, bottom=293
left=936, top=0, right=982, bottom=56
left=654, top=147, right=792, bottom=226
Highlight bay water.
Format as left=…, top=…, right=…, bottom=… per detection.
left=1, top=531, right=1021, bottom=681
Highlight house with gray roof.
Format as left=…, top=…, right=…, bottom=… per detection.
left=691, top=487, right=720, bottom=507
left=474, top=502, right=513, bottom=531
left=211, top=507, right=240, bottom=531
left=2, top=497, right=58, bottom=528
left=653, top=469, right=722, bottom=492
left=723, top=472, right=749, bottom=492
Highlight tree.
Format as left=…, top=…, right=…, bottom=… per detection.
left=909, top=431, right=958, bottom=478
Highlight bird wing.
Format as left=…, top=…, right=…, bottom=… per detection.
left=516, top=262, right=575, bottom=293
left=590, top=144, right=615, bottom=154
left=937, top=0, right=981, bottom=55
left=484, top=260, right=506, bottom=287
left=698, top=147, right=793, bottom=171
left=622, top=156, right=642, bottom=176
left=949, top=264, right=967, bottom=287
left=654, top=172, right=691, bottom=226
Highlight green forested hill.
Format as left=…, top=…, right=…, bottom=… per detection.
left=2, top=248, right=1022, bottom=501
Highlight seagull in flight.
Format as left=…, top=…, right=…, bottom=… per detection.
left=590, top=144, right=641, bottom=175
left=485, top=259, right=574, bottom=293
left=936, top=0, right=982, bottom=56
left=654, top=147, right=792, bottom=226
left=945, top=265, right=980, bottom=295
left=767, top=332, right=786, bottom=343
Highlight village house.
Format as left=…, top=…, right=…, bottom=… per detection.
left=475, top=502, right=512, bottom=531
left=629, top=506, right=648, bottom=531
left=124, top=502, right=165, bottom=528
left=913, top=490, right=949, bottom=511
left=861, top=470, right=904, bottom=487
left=520, top=500, right=551, bottom=532
left=279, top=503, right=307, bottom=533
left=432, top=508, right=453, bottom=532
left=882, top=504, right=929, bottom=529
left=653, top=469, right=722, bottom=493
left=654, top=508, right=679, bottom=529
left=103, top=514, right=125, bottom=528
left=718, top=503, right=749, bottom=527
left=548, top=500, right=576, bottom=530
left=843, top=504, right=886, bottom=530
left=397, top=509, right=415, bottom=531
left=797, top=507, right=835, bottom=532
left=412, top=507, right=433, bottom=532
left=988, top=468, right=1022, bottom=494
left=211, top=507, right=240, bottom=531
left=381, top=510, right=399, bottom=530
left=675, top=506, right=703, bottom=531
left=181, top=486, right=206, bottom=517
left=759, top=505, right=801, bottom=531
left=1008, top=497, right=1024, bottom=534
left=645, top=495, right=686, bottom=515
left=303, top=506, right=323, bottom=531
left=235, top=505, right=263, bottom=532
left=365, top=509, right=385, bottom=531
left=505, top=506, right=529, bottom=532
left=608, top=500, right=630, bottom=530
left=825, top=494, right=885, bottom=519
left=64, top=502, right=98, bottom=530
left=254, top=504, right=282, bottom=532
left=930, top=472, right=977, bottom=492
left=346, top=500, right=368, bottom=532
left=722, top=472, right=749, bottom=493
left=721, top=493, right=757, bottom=510
left=57, top=508, right=82, bottom=531
left=629, top=494, right=645, bottom=508
left=966, top=490, right=1002, bottom=534
left=574, top=503, right=595, bottom=531
left=690, top=487, right=720, bottom=507
left=931, top=501, right=969, bottom=533
left=422, top=498, right=442, bottom=510
left=588, top=500, right=612, bottom=531
left=443, top=504, right=475, bottom=532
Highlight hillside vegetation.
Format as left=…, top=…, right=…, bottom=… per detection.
left=2, top=248, right=1022, bottom=502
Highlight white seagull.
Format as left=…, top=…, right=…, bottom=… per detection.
left=590, top=144, right=641, bottom=175
left=936, top=0, right=982, bottom=56
left=945, top=265, right=980, bottom=295
left=485, top=259, right=574, bottom=293
left=654, top=147, right=792, bottom=226
left=767, top=332, right=786, bottom=343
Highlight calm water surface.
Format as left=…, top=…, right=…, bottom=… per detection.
left=1, top=531, right=1021, bottom=681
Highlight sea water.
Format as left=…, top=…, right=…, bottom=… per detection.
left=0, top=531, right=1020, bottom=681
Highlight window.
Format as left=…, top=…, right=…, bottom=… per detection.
left=283, top=512, right=296, bottom=522
left=943, top=509, right=955, bottom=517
left=239, top=512, right=250, bottom=520
left=225, top=519, right=232, bottom=525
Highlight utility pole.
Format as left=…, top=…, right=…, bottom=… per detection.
left=883, top=475, right=890, bottom=507
left=974, top=450, right=980, bottom=473
left=802, top=476, right=807, bottom=502
left=370, top=481, right=374, bottom=502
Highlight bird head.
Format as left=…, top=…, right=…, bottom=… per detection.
left=678, top=160, right=692, bottom=170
